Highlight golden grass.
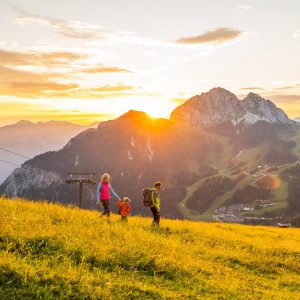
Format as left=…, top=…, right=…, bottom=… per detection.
left=0, top=197, right=299, bottom=299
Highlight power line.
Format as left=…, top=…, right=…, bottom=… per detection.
left=0, top=147, right=31, bottom=159
left=0, top=159, right=20, bottom=167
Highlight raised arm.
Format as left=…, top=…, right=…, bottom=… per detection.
left=96, top=182, right=102, bottom=203
left=110, top=185, right=120, bottom=199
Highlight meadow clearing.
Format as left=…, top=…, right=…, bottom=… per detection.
left=0, top=197, right=299, bottom=299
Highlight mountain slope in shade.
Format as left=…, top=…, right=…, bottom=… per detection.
left=1, top=88, right=300, bottom=225
left=0, top=120, right=97, bottom=183
left=0, top=111, right=223, bottom=217
left=171, top=87, right=292, bottom=128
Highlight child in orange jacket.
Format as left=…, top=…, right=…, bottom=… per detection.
left=117, top=197, right=131, bottom=222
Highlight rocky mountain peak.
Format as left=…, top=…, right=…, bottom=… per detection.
left=123, top=110, right=149, bottom=119
left=115, top=110, right=151, bottom=126
left=205, top=87, right=242, bottom=109
left=241, top=93, right=291, bottom=124
left=96, top=110, right=154, bottom=131
left=242, top=92, right=272, bottom=107
left=171, top=88, right=293, bottom=128
left=245, top=91, right=261, bottom=98
left=206, top=86, right=235, bottom=96
left=171, top=87, right=244, bottom=127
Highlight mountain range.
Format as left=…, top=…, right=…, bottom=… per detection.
left=0, top=120, right=96, bottom=183
left=1, top=87, right=300, bottom=225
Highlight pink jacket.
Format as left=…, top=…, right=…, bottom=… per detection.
left=96, top=181, right=120, bottom=202
left=100, top=182, right=110, bottom=200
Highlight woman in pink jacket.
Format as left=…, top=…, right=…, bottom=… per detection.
left=96, top=173, right=121, bottom=219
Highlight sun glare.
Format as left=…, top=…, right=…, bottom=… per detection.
left=45, top=95, right=176, bottom=122
left=132, top=97, right=176, bottom=119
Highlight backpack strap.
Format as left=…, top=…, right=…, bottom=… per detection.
left=151, top=189, right=157, bottom=207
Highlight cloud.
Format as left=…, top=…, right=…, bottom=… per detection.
left=12, top=6, right=107, bottom=40
left=0, top=48, right=86, bottom=67
left=0, top=65, right=62, bottom=83
left=175, top=27, right=243, bottom=45
left=0, top=48, right=135, bottom=99
left=42, top=89, right=137, bottom=100
left=0, top=82, right=135, bottom=99
left=0, top=49, right=132, bottom=76
left=240, top=87, right=264, bottom=90
left=81, top=66, right=132, bottom=73
left=268, top=94, right=300, bottom=103
left=61, top=85, right=136, bottom=99
left=0, top=66, right=136, bottom=99
left=275, top=85, right=300, bottom=91
left=0, top=64, right=72, bottom=98
left=91, top=85, right=134, bottom=92
left=9, top=81, right=78, bottom=91
left=0, top=77, right=78, bottom=98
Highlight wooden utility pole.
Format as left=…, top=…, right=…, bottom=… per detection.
left=79, top=181, right=83, bottom=208
left=66, top=173, right=97, bottom=208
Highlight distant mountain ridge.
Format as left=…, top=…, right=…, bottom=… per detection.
left=0, top=120, right=97, bottom=183
left=2, top=120, right=98, bottom=129
left=1, top=88, right=300, bottom=226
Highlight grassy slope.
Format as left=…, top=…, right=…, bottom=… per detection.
left=1, top=198, right=300, bottom=299
left=238, top=127, right=300, bottom=217
left=179, top=135, right=300, bottom=220
left=178, top=135, right=235, bottom=220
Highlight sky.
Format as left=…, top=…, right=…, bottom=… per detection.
left=0, top=0, right=300, bottom=125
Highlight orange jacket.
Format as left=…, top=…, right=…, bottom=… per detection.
left=117, top=199, right=131, bottom=216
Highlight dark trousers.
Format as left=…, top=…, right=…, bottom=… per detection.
left=150, top=206, right=160, bottom=226
left=100, top=200, right=110, bottom=217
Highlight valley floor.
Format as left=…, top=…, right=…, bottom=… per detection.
left=0, top=198, right=300, bottom=299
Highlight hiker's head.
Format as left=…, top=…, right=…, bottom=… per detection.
left=124, top=197, right=131, bottom=204
left=101, top=173, right=110, bottom=183
left=154, top=181, right=162, bottom=191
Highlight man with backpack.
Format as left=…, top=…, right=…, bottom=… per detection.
left=142, top=181, right=162, bottom=227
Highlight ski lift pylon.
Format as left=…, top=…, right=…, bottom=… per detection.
left=65, top=172, right=98, bottom=207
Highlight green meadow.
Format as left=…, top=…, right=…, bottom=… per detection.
left=0, top=198, right=299, bottom=299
